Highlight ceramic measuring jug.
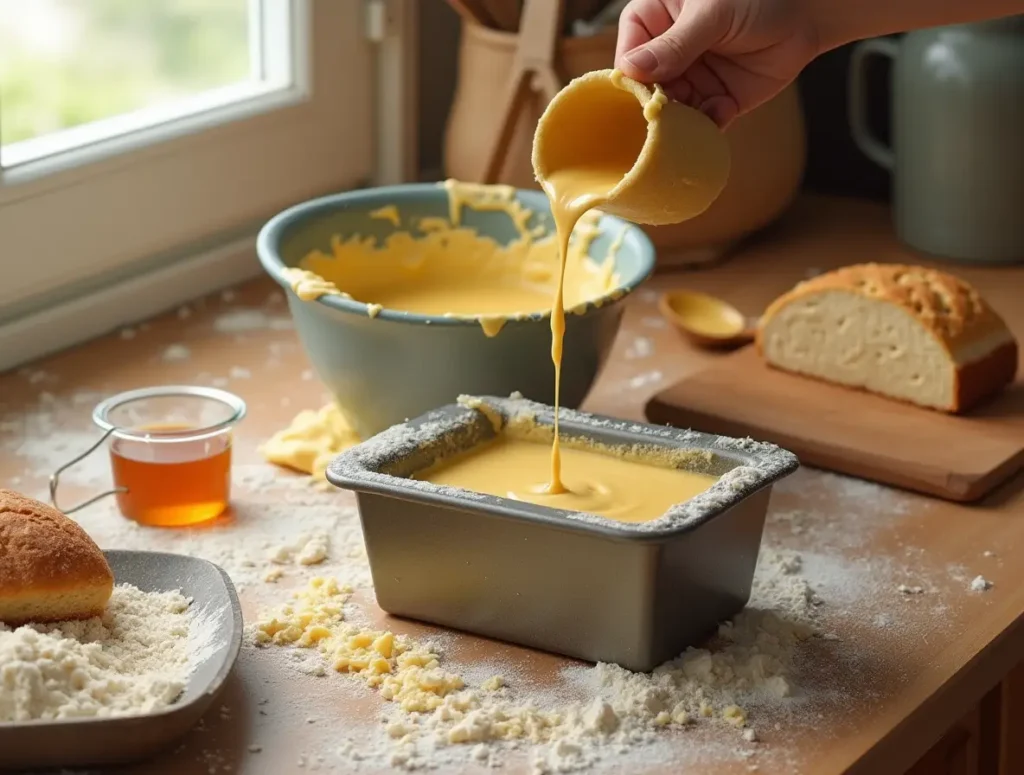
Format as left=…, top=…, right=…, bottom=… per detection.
left=848, top=17, right=1024, bottom=264
left=533, top=69, right=731, bottom=226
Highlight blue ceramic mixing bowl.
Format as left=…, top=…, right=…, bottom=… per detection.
left=257, top=183, right=656, bottom=439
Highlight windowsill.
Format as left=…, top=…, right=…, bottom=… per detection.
left=0, top=176, right=372, bottom=373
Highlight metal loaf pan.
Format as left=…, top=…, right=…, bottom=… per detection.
left=326, top=395, right=799, bottom=673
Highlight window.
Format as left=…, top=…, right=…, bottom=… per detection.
left=0, top=0, right=417, bottom=370
left=0, top=0, right=266, bottom=167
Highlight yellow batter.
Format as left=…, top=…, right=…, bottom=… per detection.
left=542, top=167, right=633, bottom=494
left=260, top=403, right=360, bottom=481
left=537, top=73, right=674, bottom=494
left=531, top=68, right=732, bottom=495
left=282, top=181, right=623, bottom=338
left=417, top=436, right=717, bottom=524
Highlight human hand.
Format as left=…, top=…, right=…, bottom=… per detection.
left=615, top=0, right=821, bottom=128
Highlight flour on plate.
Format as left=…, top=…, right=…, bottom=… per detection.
left=0, top=584, right=212, bottom=722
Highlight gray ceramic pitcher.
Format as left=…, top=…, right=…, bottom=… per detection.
left=849, top=17, right=1024, bottom=264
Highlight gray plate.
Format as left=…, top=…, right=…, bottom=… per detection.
left=0, top=550, right=242, bottom=772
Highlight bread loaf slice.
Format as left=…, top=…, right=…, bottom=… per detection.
left=755, top=263, right=1018, bottom=413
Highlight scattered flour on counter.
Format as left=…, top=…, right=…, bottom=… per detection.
left=769, top=469, right=921, bottom=552
left=8, top=425, right=111, bottom=488
left=19, top=368, right=53, bottom=385
left=640, top=316, right=667, bottom=330
left=0, top=585, right=207, bottom=722
left=773, top=470, right=916, bottom=520
left=249, top=547, right=820, bottom=773
left=749, top=547, right=818, bottom=615
left=947, top=564, right=969, bottom=583
left=970, top=576, right=993, bottom=592
left=897, top=585, right=925, bottom=596
left=71, top=390, right=104, bottom=406
left=214, top=309, right=272, bottom=333
left=267, top=531, right=331, bottom=568
left=57, top=464, right=373, bottom=592
left=627, top=370, right=663, bottom=390
left=766, top=470, right=965, bottom=629
left=624, top=336, right=654, bottom=360
left=162, top=344, right=192, bottom=362
left=213, top=309, right=293, bottom=334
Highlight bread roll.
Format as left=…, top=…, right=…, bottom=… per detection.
left=756, top=263, right=1018, bottom=413
left=0, top=489, right=114, bottom=625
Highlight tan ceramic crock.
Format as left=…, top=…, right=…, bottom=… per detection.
left=444, top=22, right=618, bottom=189
left=443, top=21, right=807, bottom=267
left=647, top=84, right=807, bottom=266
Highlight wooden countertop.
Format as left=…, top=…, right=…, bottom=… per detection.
left=1, top=195, right=1021, bottom=774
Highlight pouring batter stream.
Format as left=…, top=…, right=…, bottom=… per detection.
left=541, top=167, right=624, bottom=494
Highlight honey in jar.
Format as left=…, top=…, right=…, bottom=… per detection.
left=75, top=385, right=248, bottom=527
left=110, top=425, right=233, bottom=526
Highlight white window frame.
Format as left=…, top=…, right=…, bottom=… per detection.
left=0, top=0, right=419, bottom=372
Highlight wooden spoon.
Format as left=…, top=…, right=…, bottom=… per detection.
left=658, top=290, right=758, bottom=349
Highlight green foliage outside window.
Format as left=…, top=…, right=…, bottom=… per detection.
left=0, top=0, right=251, bottom=146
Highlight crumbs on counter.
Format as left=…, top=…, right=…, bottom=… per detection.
left=970, top=576, right=993, bottom=592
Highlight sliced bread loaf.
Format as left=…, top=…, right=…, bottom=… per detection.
left=756, top=263, right=1018, bottom=413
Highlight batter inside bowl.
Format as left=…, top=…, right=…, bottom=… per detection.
left=281, top=180, right=625, bottom=337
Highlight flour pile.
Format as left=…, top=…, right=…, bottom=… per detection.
left=0, top=585, right=199, bottom=722
left=252, top=547, right=817, bottom=772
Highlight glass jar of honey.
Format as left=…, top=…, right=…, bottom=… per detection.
left=50, top=386, right=246, bottom=527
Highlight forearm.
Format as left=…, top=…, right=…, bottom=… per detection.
left=807, top=0, right=1024, bottom=52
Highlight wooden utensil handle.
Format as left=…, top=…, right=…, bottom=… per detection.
left=481, top=70, right=534, bottom=183
left=517, top=0, right=565, bottom=67
left=479, top=0, right=566, bottom=183
left=479, top=0, right=522, bottom=31
left=445, top=0, right=497, bottom=27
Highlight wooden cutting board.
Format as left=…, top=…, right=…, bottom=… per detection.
left=645, top=346, right=1024, bottom=503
